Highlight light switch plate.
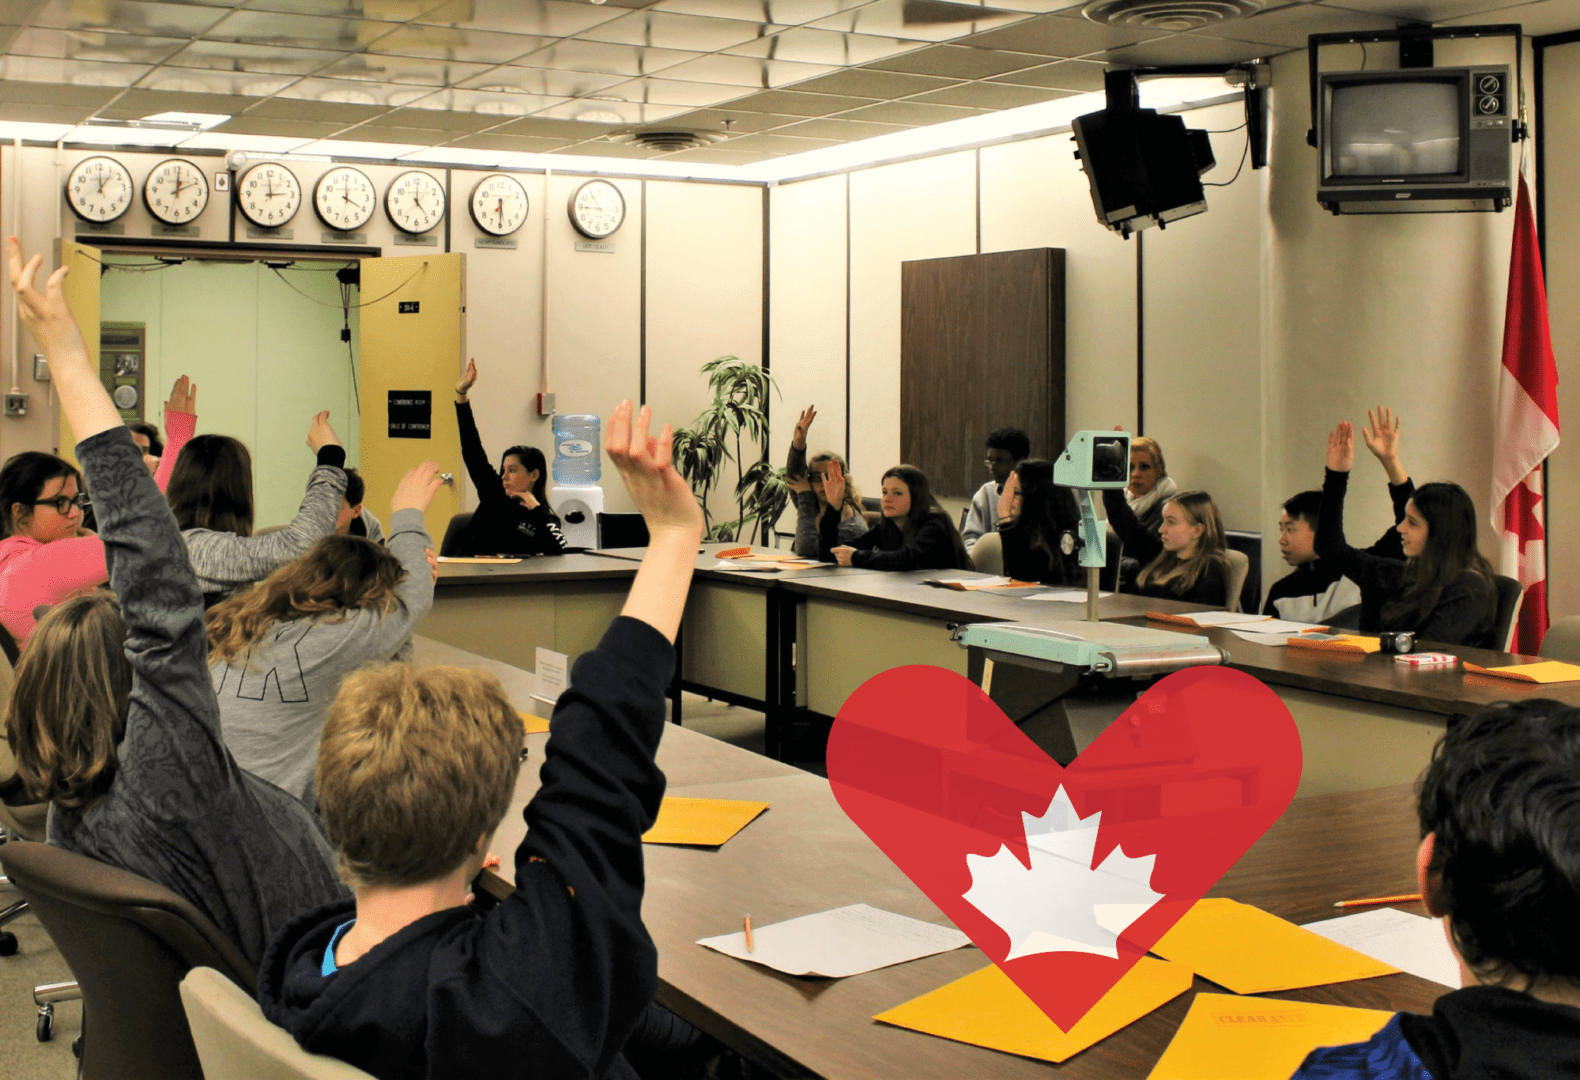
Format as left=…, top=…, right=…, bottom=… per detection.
left=32, top=354, right=47, bottom=381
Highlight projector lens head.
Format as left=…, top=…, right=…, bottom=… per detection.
left=1091, top=436, right=1129, bottom=483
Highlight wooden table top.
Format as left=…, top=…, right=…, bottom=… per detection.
left=434, top=551, right=638, bottom=587
left=595, top=543, right=870, bottom=586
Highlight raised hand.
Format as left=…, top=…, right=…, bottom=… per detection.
left=424, top=546, right=439, bottom=581
left=822, top=456, right=847, bottom=511
left=1326, top=421, right=1355, bottom=473
left=1361, top=406, right=1400, bottom=460
left=7, top=237, right=87, bottom=369
left=456, top=358, right=478, bottom=400
left=607, top=399, right=704, bottom=539
left=792, top=405, right=816, bottom=451
left=786, top=473, right=812, bottom=495
left=997, top=469, right=1020, bottom=522
left=391, top=461, right=445, bottom=515
left=164, top=374, right=197, bottom=419
left=306, top=410, right=341, bottom=454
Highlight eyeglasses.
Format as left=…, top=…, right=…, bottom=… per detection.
left=31, top=493, right=90, bottom=515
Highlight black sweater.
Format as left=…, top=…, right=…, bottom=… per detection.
left=257, top=616, right=672, bottom=1080
left=1314, top=469, right=1496, bottom=648
left=999, top=522, right=1082, bottom=586
left=1101, top=488, right=1230, bottom=607
left=818, top=507, right=969, bottom=571
left=451, top=401, right=568, bottom=557
left=1262, top=478, right=1413, bottom=618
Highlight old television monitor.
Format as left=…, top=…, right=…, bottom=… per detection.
left=1316, top=66, right=1512, bottom=212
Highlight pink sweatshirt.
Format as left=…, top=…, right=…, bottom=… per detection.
left=0, top=411, right=195, bottom=649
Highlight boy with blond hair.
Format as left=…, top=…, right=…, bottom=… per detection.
left=257, top=401, right=706, bottom=1080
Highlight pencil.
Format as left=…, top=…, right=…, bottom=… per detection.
left=1333, top=893, right=1423, bottom=908
left=744, top=914, right=755, bottom=953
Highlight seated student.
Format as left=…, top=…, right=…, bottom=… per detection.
left=451, top=359, right=567, bottom=557
left=336, top=467, right=385, bottom=543
left=785, top=404, right=866, bottom=558
left=208, top=483, right=439, bottom=805
left=0, top=375, right=196, bottom=647
left=1125, top=435, right=1179, bottom=536
left=3, top=237, right=347, bottom=966
left=817, top=459, right=971, bottom=571
left=1292, top=699, right=1580, bottom=1079
left=168, top=411, right=348, bottom=606
left=1102, top=486, right=1232, bottom=606
left=995, top=459, right=1083, bottom=586
left=1316, top=421, right=1496, bottom=648
left=257, top=399, right=706, bottom=1080
left=962, top=426, right=1030, bottom=553
left=1265, top=408, right=1412, bottom=622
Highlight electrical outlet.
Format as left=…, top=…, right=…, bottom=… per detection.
left=4, top=393, right=28, bottom=417
left=32, top=354, right=48, bottom=382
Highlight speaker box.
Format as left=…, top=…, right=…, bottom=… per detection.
left=1072, top=102, right=1209, bottom=236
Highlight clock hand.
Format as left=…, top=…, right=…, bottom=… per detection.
left=495, top=198, right=503, bottom=226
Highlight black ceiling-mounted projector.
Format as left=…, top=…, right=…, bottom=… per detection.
left=1072, top=70, right=1216, bottom=238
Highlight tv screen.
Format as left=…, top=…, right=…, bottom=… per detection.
left=1329, top=80, right=1461, bottom=177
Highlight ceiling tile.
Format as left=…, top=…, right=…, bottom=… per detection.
left=245, top=94, right=385, bottom=121
left=419, top=86, right=568, bottom=115
left=592, top=76, right=751, bottom=107
left=366, top=104, right=504, bottom=130
left=164, top=39, right=342, bottom=74
left=209, top=113, right=345, bottom=137
left=722, top=88, right=875, bottom=113
left=791, top=66, right=958, bottom=96
left=294, top=136, right=425, bottom=156
left=651, top=106, right=808, bottom=132
left=1096, top=33, right=1274, bottom=65
left=909, top=79, right=1068, bottom=105
left=807, top=0, right=1031, bottom=42
left=492, top=114, right=623, bottom=138
left=0, top=73, right=121, bottom=103
left=550, top=139, right=665, bottom=158
left=1440, top=0, right=1580, bottom=35
left=580, top=10, right=787, bottom=51
left=201, top=9, right=389, bottom=50
left=10, top=26, right=187, bottom=63
left=450, top=131, right=576, bottom=151
left=653, top=0, right=868, bottom=24
left=656, top=52, right=837, bottom=87
left=1205, top=4, right=1403, bottom=48
left=837, top=97, right=981, bottom=121
left=0, top=0, right=66, bottom=19
left=0, top=100, right=100, bottom=123
left=416, top=0, right=628, bottom=37
left=1321, top=0, right=1506, bottom=19
left=113, top=85, right=254, bottom=112
left=1, top=53, right=149, bottom=85
left=509, top=39, right=700, bottom=76
left=457, top=65, right=629, bottom=96
left=867, top=42, right=1050, bottom=77
left=245, top=0, right=431, bottom=15
left=323, top=124, right=440, bottom=144
left=987, top=56, right=1105, bottom=89
left=532, top=97, right=693, bottom=123
left=366, top=25, right=546, bottom=62
left=963, top=9, right=1164, bottom=55
left=657, top=145, right=776, bottom=163
left=773, top=114, right=911, bottom=137
left=139, top=68, right=296, bottom=96
left=717, top=130, right=842, bottom=151
left=988, top=0, right=1086, bottom=9
left=319, top=53, right=494, bottom=85
left=725, top=26, right=925, bottom=63
left=34, top=0, right=232, bottom=36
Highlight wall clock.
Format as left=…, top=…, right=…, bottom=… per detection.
left=237, top=162, right=302, bottom=229
left=385, top=170, right=446, bottom=235
left=65, top=156, right=133, bottom=223
left=313, top=166, right=376, bottom=232
left=143, top=158, right=209, bottom=226
left=469, top=173, right=529, bottom=237
left=568, top=179, right=624, bottom=239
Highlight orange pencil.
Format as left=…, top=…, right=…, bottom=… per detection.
left=1333, top=893, right=1423, bottom=908
left=743, top=914, right=755, bottom=953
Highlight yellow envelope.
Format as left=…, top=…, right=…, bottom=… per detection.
left=518, top=711, right=550, bottom=735
left=1463, top=660, right=1580, bottom=684
left=1150, top=899, right=1397, bottom=993
left=1285, top=634, right=1382, bottom=655
left=1147, top=993, right=1394, bottom=1079
left=642, top=797, right=770, bottom=847
left=874, top=957, right=1193, bottom=1064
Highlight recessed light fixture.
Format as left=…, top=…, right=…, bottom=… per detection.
left=138, top=111, right=230, bottom=130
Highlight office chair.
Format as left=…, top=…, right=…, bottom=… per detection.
left=439, top=511, right=474, bottom=557
left=1224, top=531, right=1263, bottom=615
left=1490, top=574, right=1525, bottom=653
left=970, top=532, right=1003, bottom=575
left=1540, top=615, right=1580, bottom=663
left=0, top=840, right=256, bottom=1078
left=1224, top=551, right=1251, bottom=614
left=181, top=967, right=376, bottom=1080
left=597, top=512, right=650, bottom=549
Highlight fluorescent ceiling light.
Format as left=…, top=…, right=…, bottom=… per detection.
left=398, top=147, right=513, bottom=167
left=139, top=111, right=230, bottom=130
left=66, top=123, right=189, bottom=147
left=293, top=139, right=427, bottom=160
left=0, top=121, right=74, bottom=143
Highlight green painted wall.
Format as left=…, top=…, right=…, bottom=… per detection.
left=100, top=261, right=361, bottom=528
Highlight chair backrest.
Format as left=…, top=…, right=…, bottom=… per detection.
left=1224, top=530, right=1262, bottom=615
left=181, top=967, right=376, bottom=1080
left=0, top=840, right=256, bottom=1080
left=958, top=506, right=969, bottom=532
left=597, top=512, right=650, bottom=549
left=0, top=620, right=18, bottom=667
left=1224, top=550, right=1250, bottom=614
left=439, top=511, right=474, bottom=557
left=1540, top=615, right=1580, bottom=662
left=969, top=531, right=1003, bottom=575
left=1491, top=574, right=1525, bottom=652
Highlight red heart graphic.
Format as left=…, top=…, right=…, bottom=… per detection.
left=827, top=664, right=1302, bottom=1031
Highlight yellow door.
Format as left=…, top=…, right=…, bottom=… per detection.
left=357, top=253, right=466, bottom=544
left=54, top=240, right=102, bottom=465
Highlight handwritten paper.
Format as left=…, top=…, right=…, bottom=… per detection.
left=1146, top=993, right=1394, bottom=1079
left=698, top=904, right=969, bottom=978
left=1302, top=908, right=1461, bottom=988
left=642, top=797, right=769, bottom=847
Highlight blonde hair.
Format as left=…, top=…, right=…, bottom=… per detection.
left=1131, top=436, right=1167, bottom=479
left=1137, top=490, right=1231, bottom=595
left=809, top=451, right=864, bottom=523
left=316, top=664, right=523, bottom=889
left=5, top=593, right=131, bottom=809
left=207, top=536, right=404, bottom=665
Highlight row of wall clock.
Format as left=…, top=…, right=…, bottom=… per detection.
left=65, top=155, right=626, bottom=240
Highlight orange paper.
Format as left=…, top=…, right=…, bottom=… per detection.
left=874, top=957, right=1193, bottom=1064
left=641, top=797, right=770, bottom=847
left=518, top=711, right=550, bottom=735
left=1463, top=660, right=1580, bottom=684
left=715, top=546, right=753, bottom=559
left=1146, top=993, right=1394, bottom=1079
left=931, top=579, right=1042, bottom=592
left=1149, top=899, right=1397, bottom=993
left=1285, top=635, right=1382, bottom=655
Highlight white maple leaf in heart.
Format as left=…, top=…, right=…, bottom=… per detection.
left=962, top=785, right=1164, bottom=961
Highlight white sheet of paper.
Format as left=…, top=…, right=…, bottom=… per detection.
left=1241, top=618, right=1328, bottom=634
left=927, top=575, right=1013, bottom=587
left=711, top=561, right=783, bottom=573
left=1302, top=908, right=1462, bottom=988
left=1180, top=611, right=1273, bottom=627
left=1024, top=589, right=1114, bottom=601
left=696, top=903, right=970, bottom=978
left=1228, top=630, right=1305, bottom=646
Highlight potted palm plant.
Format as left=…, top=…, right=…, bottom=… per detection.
left=672, top=356, right=791, bottom=544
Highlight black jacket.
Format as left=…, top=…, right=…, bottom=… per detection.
left=999, top=522, right=1082, bottom=586
left=1101, top=488, right=1230, bottom=607
left=818, top=507, right=970, bottom=572
left=451, top=401, right=568, bottom=557
left=257, top=617, right=672, bottom=1080
left=1263, top=478, right=1413, bottom=618
left=1314, top=469, right=1496, bottom=648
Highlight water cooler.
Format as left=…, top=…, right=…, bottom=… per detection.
left=551, top=413, right=602, bottom=549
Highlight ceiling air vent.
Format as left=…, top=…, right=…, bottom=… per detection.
left=608, top=130, right=726, bottom=153
left=1082, top=0, right=1262, bottom=32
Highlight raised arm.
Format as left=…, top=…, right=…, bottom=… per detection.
left=338, top=463, right=444, bottom=659
left=1314, top=423, right=1403, bottom=590
left=454, top=359, right=504, bottom=508
left=1102, top=487, right=1162, bottom=567
left=152, top=376, right=197, bottom=493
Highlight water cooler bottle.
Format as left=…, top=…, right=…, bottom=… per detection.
left=550, top=413, right=602, bottom=549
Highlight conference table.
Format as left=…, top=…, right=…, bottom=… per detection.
left=413, top=636, right=1448, bottom=1079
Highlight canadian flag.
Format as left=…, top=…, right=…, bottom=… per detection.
left=1492, top=175, right=1560, bottom=655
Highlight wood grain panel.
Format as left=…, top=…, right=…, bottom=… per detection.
left=901, top=248, right=1065, bottom=499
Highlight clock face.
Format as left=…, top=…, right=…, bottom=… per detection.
left=469, top=173, right=529, bottom=237
left=385, top=170, right=446, bottom=235
left=313, top=166, right=375, bottom=232
left=568, top=180, right=624, bottom=239
left=143, top=158, right=209, bottom=226
left=65, top=156, right=133, bottom=223
left=237, top=162, right=302, bottom=229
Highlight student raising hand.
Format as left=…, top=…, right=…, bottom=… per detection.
left=456, top=357, right=478, bottom=401
left=7, top=238, right=119, bottom=443
left=1326, top=421, right=1355, bottom=473
left=391, top=460, right=445, bottom=516
left=822, top=455, right=847, bottom=509
left=306, top=410, right=341, bottom=455
left=1361, top=406, right=1410, bottom=486
left=792, top=404, right=816, bottom=452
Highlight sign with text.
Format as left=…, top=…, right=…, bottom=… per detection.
left=387, top=390, right=432, bottom=439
